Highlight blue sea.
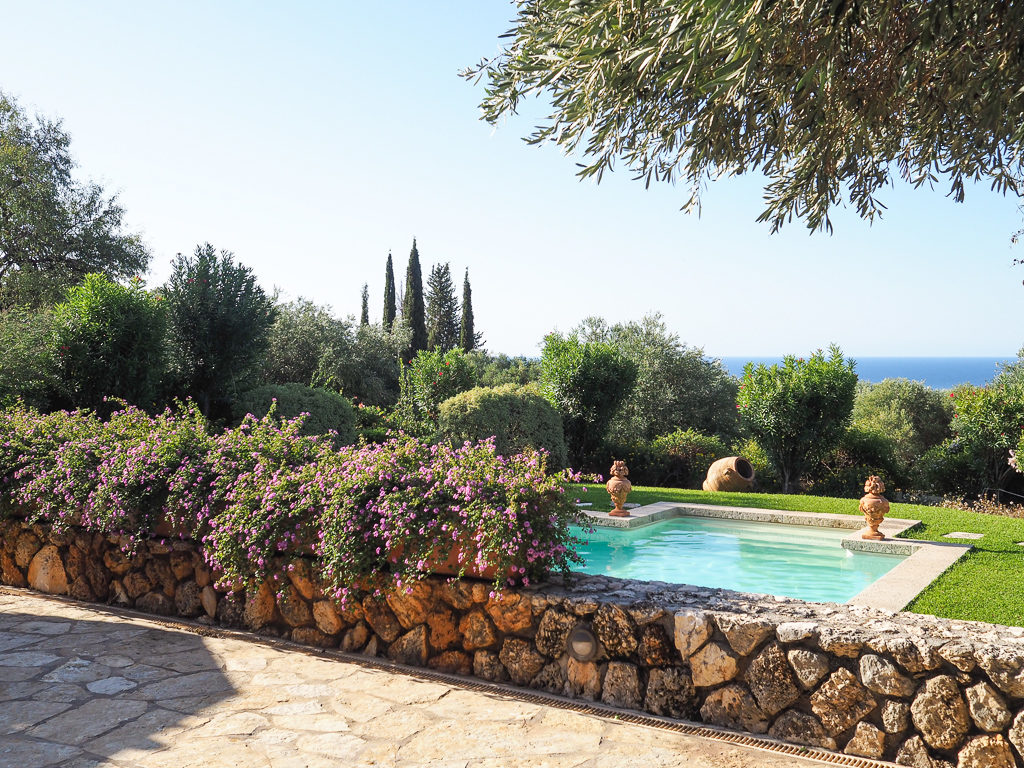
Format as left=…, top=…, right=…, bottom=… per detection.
left=718, top=357, right=1015, bottom=390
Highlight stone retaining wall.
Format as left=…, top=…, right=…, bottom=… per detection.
left=4, top=518, right=1024, bottom=767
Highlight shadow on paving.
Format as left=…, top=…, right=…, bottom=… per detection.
left=0, top=602, right=235, bottom=768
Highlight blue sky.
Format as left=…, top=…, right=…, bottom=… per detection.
left=1, top=1, right=1020, bottom=357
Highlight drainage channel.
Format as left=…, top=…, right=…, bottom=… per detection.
left=1, top=586, right=898, bottom=768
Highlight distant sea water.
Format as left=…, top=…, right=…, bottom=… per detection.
left=717, top=357, right=1015, bottom=390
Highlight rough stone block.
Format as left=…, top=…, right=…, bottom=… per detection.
left=699, top=684, right=768, bottom=734
left=28, top=545, right=68, bottom=595
left=689, top=641, right=739, bottom=688
left=674, top=609, right=712, bottom=657
left=910, top=675, right=970, bottom=751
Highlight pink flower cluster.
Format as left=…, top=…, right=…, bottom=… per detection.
left=0, top=403, right=585, bottom=601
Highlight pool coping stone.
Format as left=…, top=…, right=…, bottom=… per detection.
left=581, top=501, right=972, bottom=613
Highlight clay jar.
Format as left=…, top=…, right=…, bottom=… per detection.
left=702, top=457, right=755, bottom=492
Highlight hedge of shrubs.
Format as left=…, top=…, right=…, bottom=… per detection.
left=0, top=403, right=585, bottom=600
left=233, top=383, right=357, bottom=445
left=436, top=383, right=567, bottom=468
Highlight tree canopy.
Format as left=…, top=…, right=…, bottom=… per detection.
left=466, top=1, right=1024, bottom=233
left=0, top=91, right=148, bottom=306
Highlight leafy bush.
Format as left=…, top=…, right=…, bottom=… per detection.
left=806, top=425, right=903, bottom=498
left=851, top=378, right=951, bottom=467
left=261, top=299, right=354, bottom=389
left=259, top=300, right=408, bottom=408
left=647, top=428, right=730, bottom=488
left=576, top=315, right=739, bottom=443
left=0, top=308, right=56, bottom=410
left=349, top=323, right=409, bottom=406
left=51, top=274, right=166, bottom=414
left=163, top=244, right=276, bottom=419
left=540, top=331, right=637, bottom=468
left=234, top=383, right=356, bottom=445
left=733, top=437, right=778, bottom=492
left=437, top=383, right=567, bottom=467
left=469, top=351, right=542, bottom=388
left=736, top=346, right=857, bottom=492
left=948, top=369, right=1024, bottom=494
left=915, top=438, right=989, bottom=498
left=401, top=348, right=476, bottom=419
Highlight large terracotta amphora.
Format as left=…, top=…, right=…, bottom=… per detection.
left=702, top=457, right=755, bottom=492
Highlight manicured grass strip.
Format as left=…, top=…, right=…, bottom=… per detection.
left=566, top=484, right=1024, bottom=629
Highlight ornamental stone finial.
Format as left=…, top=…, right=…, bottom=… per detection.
left=859, top=475, right=889, bottom=541
left=606, top=460, right=632, bottom=518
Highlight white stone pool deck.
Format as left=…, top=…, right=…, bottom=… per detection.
left=0, top=589, right=850, bottom=768
left=583, top=503, right=972, bottom=613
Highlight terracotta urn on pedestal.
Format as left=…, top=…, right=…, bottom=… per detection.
left=859, top=475, right=889, bottom=540
left=606, top=460, right=632, bottom=518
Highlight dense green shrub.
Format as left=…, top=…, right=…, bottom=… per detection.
left=259, top=300, right=408, bottom=408
left=806, top=425, right=904, bottom=498
left=646, top=429, right=730, bottom=488
left=469, top=351, right=542, bottom=388
left=576, top=315, right=739, bottom=443
left=349, top=323, right=408, bottom=406
left=401, top=348, right=476, bottom=419
left=733, top=437, right=778, bottom=492
left=261, top=299, right=354, bottom=389
left=915, top=438, right=989, bottom=498
left=736, top=346, right=857, bottom=492
left=163, top=244, right=276, bottom=419
left=851, top=378, right=951, bottom=467
left=606, top=429, right=730, bottom=489
left=51, top=274, right=166, bottom=414
left=0, top=308, right=56, bottom=410
left=943, top=365, right=1024, bottom=495
left=437, top=384, right=567, bottom=467
left=234, top=384, right=356, bottom=445
left=540, top=332, right=637, bottom=468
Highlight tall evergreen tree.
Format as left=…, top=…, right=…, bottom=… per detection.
left=401, top=239, right=427, bottom=359
left=426, top=263, right=460, bottom=352
left=459, top=268, right=482, bottom=352
left=382, top=252, right=396, bottom=329
left=360, top=283, right=369, bottom=326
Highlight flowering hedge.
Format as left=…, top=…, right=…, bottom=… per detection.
left=0, top=403, right=585, bottom=599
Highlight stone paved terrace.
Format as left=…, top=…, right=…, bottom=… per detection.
left=0, top=590, right=843, bottom=768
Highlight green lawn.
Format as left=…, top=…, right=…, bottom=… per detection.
left=567, top=484, right=1024, bottom=628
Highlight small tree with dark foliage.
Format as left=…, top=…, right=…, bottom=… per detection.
left=163, top=244, right=276, bottom=419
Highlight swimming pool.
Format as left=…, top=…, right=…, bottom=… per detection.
left=572, top=515, right=907, bottom=603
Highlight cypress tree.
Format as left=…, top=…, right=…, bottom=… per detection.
left=460, top=269, right=481, bottom=352
left=402, top=239, right=427, bottom=359
left=382, top=252, right=396, bottom=329
left=360, top=283, right=369, bottom=326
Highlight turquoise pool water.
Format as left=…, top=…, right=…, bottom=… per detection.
left=572, top=517, right=906, bottom=603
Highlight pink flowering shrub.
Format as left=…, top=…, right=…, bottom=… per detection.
left=201, top=411, right=335, bottom=589
left=0, top=403, right=586, bottom=597
left=317, top=436, right=586, bottom=602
